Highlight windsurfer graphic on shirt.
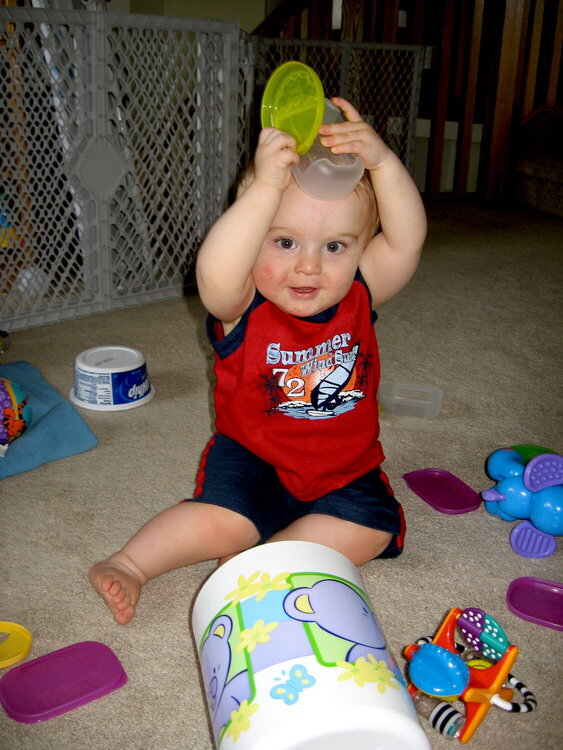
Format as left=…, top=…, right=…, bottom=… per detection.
left=262, top=335, right=371, bottom=420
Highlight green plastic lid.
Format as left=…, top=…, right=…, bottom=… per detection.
left=510, top=444, right=556, bottom=463
left=260, top=61, right=325, bottom=155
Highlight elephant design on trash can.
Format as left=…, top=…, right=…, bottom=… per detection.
left=199, top=576, right=392, bottom=738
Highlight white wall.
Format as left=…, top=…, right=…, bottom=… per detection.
left=127, top=0, right=266, bottom=33
left=414, top=120, right=482, bottom=193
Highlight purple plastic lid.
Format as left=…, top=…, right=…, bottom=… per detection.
left=507, top=577, right=563, bottom=631
left=0, top=641, right=127, bottom=723
left=403, top=469, right=481, bottom=514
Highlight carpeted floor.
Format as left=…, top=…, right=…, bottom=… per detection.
left=1, top=201, right=562, bottom=749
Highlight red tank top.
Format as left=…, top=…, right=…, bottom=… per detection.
left=207, top=273, right=384, bottom=501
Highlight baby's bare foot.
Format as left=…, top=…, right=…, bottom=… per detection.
left=89, top=554, right=144, bottom=625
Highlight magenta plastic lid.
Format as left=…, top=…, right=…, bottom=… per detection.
left=506, top=577, right=563, bottom=631
left=403, top=468, right=481, bottom=514
left=0, top=641, right=127, bottom=723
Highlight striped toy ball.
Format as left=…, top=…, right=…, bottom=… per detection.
left=0, top=377, right=32, bottom=446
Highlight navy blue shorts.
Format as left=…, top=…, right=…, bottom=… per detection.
left=185, top=433, right=405, bottom=559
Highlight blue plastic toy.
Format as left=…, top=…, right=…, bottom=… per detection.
left=481, top=446, right=563, bottom=557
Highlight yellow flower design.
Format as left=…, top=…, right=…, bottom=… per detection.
left=337, top=654, right=399, bottom=692
left=254, top=572, right=291, bottom=601
left=225, top=572, right=261, bottom=605
left=235, top=619, right=279, bottom=653
left=225, top=571, right=290, bottom=604
left=225, top=700, right=259, bottom=742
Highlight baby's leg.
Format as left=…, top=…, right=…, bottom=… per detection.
left=267, top=513, right=392, bottom=565
left=90, top=502, right=259, bottom=624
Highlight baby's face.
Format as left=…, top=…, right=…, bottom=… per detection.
left=252, top=181, right=371, bottom=318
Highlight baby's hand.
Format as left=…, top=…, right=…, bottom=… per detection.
left=254, top=128, right=300, bottom=190
left=319, top=98, right=391, bottom=171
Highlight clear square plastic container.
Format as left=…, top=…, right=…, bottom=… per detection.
left=378, top=383, right=443, bottom=419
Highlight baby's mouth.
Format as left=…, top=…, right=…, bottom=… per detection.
left=291, top=286, right=318, bottom=294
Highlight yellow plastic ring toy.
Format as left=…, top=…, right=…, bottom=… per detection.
left=0, top=621, right=32, bottom=668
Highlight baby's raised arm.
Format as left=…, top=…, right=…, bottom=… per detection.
left=320, top=98, right=427, bottom=305
left=196, top=129, right=299, bottom=326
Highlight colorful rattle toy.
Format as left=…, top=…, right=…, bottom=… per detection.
left=0, top=377, right=32, bottom=456
left=404, top=607, right=537, bottom=743
left=481, top=445, right=563, bottom=557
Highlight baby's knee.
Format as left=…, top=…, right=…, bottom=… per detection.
left=190, top=501, right=260, bottom=557
left=348, top=530, right=393, bottom=565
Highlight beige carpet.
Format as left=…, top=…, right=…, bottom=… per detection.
left=1, top=202, right=562, bottom=749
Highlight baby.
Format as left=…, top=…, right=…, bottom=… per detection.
left=90, top=97, right=427, bottom=624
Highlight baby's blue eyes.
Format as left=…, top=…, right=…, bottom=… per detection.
left=274, top=238, right=345, bottom=253
left=276, top=237, right=296, bottom=250
left=324, top=241, right=344, bottom=253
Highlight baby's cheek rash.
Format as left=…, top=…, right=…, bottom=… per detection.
left=255, top=264, right=274, bottom=281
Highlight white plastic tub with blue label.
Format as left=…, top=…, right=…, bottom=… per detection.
left=70, top=346, right=154, bottom=411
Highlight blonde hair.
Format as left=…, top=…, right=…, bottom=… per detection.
left=236, top=163, right=379, bottom=237
left=355, top=170, right=380, bottom=237
left=235, top=163, right=255, bottom=199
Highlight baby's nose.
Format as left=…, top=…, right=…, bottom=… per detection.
left=295, top=248, right=321, bottom=274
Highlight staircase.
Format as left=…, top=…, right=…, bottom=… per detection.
left=514, top=107, right=563, bottom=217
left=254, top=0, right=563, bottom=210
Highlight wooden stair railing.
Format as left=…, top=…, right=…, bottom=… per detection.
left=257, top=0, right=562, bottom=203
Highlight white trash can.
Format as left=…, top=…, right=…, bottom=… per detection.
left=192, top=541, right=430, bottom=750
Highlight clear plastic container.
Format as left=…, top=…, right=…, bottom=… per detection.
left=290, top=99, right=365, bottom=201
left=378, top=383, right=444, bottom=419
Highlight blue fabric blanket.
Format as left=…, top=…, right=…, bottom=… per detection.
left=0, top=360, right=98, bottom=479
